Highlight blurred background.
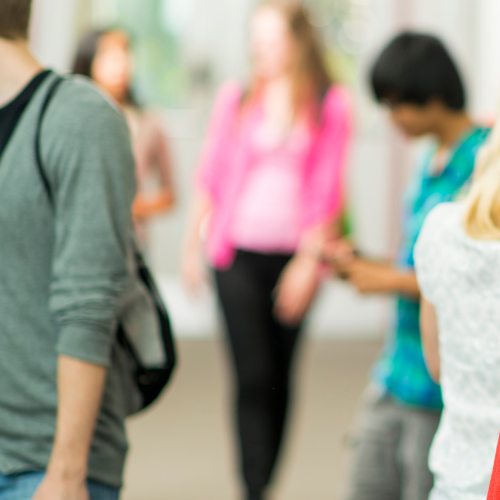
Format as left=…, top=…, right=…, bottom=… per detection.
left=29, top=0, right=500, bottom=499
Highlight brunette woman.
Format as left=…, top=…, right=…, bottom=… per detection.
left=73, top=29, right=175, bottom=243
left=182, top=2, right=351, bottom=499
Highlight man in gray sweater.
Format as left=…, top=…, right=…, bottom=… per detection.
left=0, top=1, right=137, bottom=499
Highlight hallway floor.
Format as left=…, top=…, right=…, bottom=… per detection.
left=121, top=338, right=381, bottom=500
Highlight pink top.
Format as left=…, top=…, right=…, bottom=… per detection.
left=229, top=117, right=311, bottom=253
left=197, top=82, right=352, bottom=270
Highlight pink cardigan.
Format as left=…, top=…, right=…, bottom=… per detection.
left=196, top=82, right=352, bottom=270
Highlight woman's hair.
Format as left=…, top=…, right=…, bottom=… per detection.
left=247, top=0, right=332, bottom=114
left=370, top=32, right=466, bottom=111
left=0, top=0, right=32, bottom=40
left=72, top=29, right=108, bottom=79
left=73, top=28, right=139, bottom=107
left=464, top=120, right=500, bottom=239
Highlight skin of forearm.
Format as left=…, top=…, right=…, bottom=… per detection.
left=420, top=299, right=441, bottom=383
left=349, top=260, right=421, bottom=298
left=184, top=191, right=212, bottom=253
left=47, top=356, right=107, bottom=481
left=391, top=269, right=421, bottom=299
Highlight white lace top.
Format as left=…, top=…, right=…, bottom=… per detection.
left=415, top=202, right=500, bottom=500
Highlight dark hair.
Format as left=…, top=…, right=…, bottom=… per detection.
left=0, top=0, right=33, bottom=40
left=370, top=32, right=466, bottom=111
left=73, top=29, right=139, bottom=107
left=72, top=29, right=108, bottom=78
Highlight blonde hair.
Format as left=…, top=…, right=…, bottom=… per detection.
left=464, top=120, right=500, bottom=239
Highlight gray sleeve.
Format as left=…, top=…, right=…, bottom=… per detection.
left=43, top=81, right=136, bottom=367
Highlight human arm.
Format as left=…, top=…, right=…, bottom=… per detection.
left=420, top=298, right=440, bottom=383
left=323, top=235, right=420, bottom=298
left=274, top=88, right=352, bottom=325
left=33, top=358, right=107, bottom=500
left=181, top=83, right=241, bottom=292
left=274, top=253, right=322, bottom=326
left=274, top=220, right=342, bottom=326
left=343, top=258, right=421, bottom=298
left=181, top=189, right=212, bottom=293
left=155, top=116, right=175, bottom=203
left=132, top=115, right=175, bottom=220
left=36, top=81, right=136, bottom=496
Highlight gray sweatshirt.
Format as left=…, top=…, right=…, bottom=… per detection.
left=0, top=73, right=136, bottom=488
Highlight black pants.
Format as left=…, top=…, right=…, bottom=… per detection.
left=215, top=250, right=303, bottom=498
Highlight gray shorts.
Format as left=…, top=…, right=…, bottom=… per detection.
left=345, top=385, right=441, bottom=500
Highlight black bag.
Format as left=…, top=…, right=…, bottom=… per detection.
left=35, top=75, right=177, bottom=413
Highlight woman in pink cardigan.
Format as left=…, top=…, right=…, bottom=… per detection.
left=183, top=2, right=351, bottom=499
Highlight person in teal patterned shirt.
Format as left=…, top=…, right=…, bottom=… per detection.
left=328, top=33, right=490, bottom=500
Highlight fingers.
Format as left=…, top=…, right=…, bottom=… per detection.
left=323, top=240, right=356, bottom=275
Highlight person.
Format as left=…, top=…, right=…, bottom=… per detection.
left=182, top=2, right=351, bottom=499
left=0, top=1, right=137, bottom=499
left=328, top=32, right=490, bottom=500
left=414, top=114, right=500, bottom=500
left=73, top=29, right=175, bottom=244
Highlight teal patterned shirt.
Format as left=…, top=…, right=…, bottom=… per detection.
left=373, top=126, right=490, bottom=410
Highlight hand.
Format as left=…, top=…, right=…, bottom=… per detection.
left=181, top=247, right=208, bottom=295
left=132, top=189, right=175, bottom=221
left=344, top=259, right=396, bottom=294
left=274, top=254, right=321, bottom=326
left=322, top=238, right=356, bottom=277
left=33, top=472, right=89, bottom=500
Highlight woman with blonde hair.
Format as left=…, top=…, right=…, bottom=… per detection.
left=414, top=117, right=500, bottom=500
left=182, top=1, right=351, bottom=499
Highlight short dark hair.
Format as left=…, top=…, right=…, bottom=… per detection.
left=370, top=32, right=466, bottom=111
left=0, top=0, right=33, bottom=40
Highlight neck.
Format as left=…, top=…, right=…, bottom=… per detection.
left=262, top=75, right=294, bottom=125
left=0, top=38, right=43, bottom=107
left=434, top=109, right=474, bottom=149
left=261, top=73, right=292, bottom=97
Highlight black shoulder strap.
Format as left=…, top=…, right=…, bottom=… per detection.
left=35, top=75, right=65, bottom=207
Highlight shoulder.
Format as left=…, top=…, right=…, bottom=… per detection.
left=416, top=202, right=463, bottom=257
left=136, top=109, right=166, bottom=136
left=423, top=202, right=462, bottom=235
left=213, top=81, right=244, bottom=111
left=217, top=80, right=243, bottom=99
left=469, top=126, right=491, bottom=147
left=46, top=75, right=129, bottom=141
left=323, top=85, right=352, bottom=113
left=40, top=75, right=135, bottom=183
left=321, top=84, right=353, bottom=126
left=458, top=126, right=491, bottom=163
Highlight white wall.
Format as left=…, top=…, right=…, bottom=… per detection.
left=474, top=0, right=500, bottom=118
left=402, top=0, right=500, bottom=119
left=30, top=0, right=80, bottom=70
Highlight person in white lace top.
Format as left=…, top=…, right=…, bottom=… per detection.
left=414, top=120, right=500, bottom=500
